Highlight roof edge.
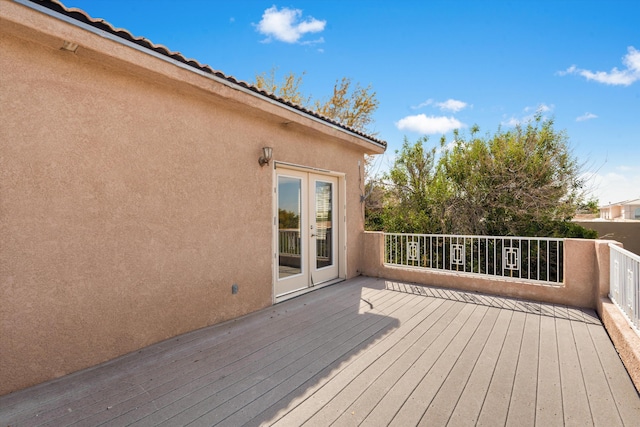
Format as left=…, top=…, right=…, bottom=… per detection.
left=18, top=0, right=387, bottom=150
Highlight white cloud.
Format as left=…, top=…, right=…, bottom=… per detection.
left=436, top=99, right=468, bottom=113
left=576, top=112, right=598, bottom=122
left=411, top=99, right=434, bottom=110
left=256, top=6, right=326, bottom=44
left=524, top=103, right=552, bottom=113
left=395, top=114, right=464, bottom=134
left=411, top=98, right=469, bottom=112
left=502, top=116, right=521, bottom=127
left=537, top=103, right=552, bottom=112
left=582, top=168, right=640, bottom=205
left=559, top=46, right=640, bottom=86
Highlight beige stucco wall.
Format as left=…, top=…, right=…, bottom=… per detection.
left=576, top=221, right=640, bottom=256
left=0, top=1, right=382, bottom=395
left=598, top=299, right=640, bottom=392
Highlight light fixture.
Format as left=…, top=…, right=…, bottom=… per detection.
left=259, top=146, right=273, bottom=167
left=61, top=40, right=79, bottom=53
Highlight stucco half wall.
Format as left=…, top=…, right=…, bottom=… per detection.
left=362, top=232, right=610, bottom=309
left=0, top=1, right=384, bottom=395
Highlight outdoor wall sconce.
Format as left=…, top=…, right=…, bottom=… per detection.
left=259, top=146, right=273, bottom=167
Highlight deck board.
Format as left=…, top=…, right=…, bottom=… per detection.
left=554, top=304, right=594, bottom=426
left=572, top=309, right=623, bottom=425
left=355, top=302, right=478, bottom=426
left=417, top=306, right=501, bottom=426
left=475, top=306, right=527, bottom=426
left=446, top=308, right=513, bottom=426
left=1, top=276, right=639, bottom=427
left=582, top=308, right=640, bottom=425
left=390, top=304, right=490, bottom=426
left=274, top=298, right=451, bottom=425
left=263, top=292, right=446, bottom=426
left=535, top=305, right=564, bottom=426
left=506, top=310, right=540, bottom=426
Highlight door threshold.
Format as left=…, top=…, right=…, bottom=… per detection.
left=275, top=278, right=345, bottom=303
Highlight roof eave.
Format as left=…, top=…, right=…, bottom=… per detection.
left=16, top=0, right=387, bottom=152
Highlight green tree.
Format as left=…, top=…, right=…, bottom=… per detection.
left=381, top=116, right=596, bottom=238
left=439, top=116, right=586, bottom=236
left=255, top=69, right=309, bottom=107
left=253, top=69, right=379, bottom=134
left=363, top=180, right=386, bottom=231
left=577, top=197, right=600, bottom=214
left=278, top=209, right=299, bottom=229
left=313, top=77, right=379, bottom=132
left=382, top=136, right=445, bottom=233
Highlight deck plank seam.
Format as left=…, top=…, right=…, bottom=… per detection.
left=441, top=306, right=503, bottom=427
left=200, top=292, right=417, bottom=426
left=251, top=294, right=446, bottom=426
left=354, top=301, right=470, bottom=426
left=475, top=306, right=523, bottom=426
left=162, top=290, right=410, bottom=426
left=383, top=303, right=481, bottom=425
left=290, top=297, right=455, bottom=425
left=417, top=305, right=501, bottom=426
left=274, top=296, right=456, bottom=426
left=569, top=309, right=596, bottom=426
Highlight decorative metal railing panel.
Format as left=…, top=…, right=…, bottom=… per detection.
left=384, top=233, right=564, bottom=285
left=610, top=244, right=640, bottom=335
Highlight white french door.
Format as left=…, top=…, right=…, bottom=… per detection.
left=275, top=169, right=339, bottom=298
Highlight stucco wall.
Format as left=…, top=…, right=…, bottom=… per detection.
left=0, top=2, right=380, bottom=395
left=576, top=221, right=640, bottom=256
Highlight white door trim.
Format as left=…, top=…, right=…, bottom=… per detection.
left=273, top=164, right=346, bottom=303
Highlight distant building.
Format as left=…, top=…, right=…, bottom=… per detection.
left=599, top=198, right=640, bottom=220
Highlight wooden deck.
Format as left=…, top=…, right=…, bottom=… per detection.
left=1, top=276, right=639, bottom=426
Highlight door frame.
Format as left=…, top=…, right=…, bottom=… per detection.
left=272, top=162, right=347, bottom=303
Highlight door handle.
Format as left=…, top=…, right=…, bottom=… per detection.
left=311, top=234, right=316, bottom=237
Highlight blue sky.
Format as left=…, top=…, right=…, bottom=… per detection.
left=65, top=0, right=639, bottom=204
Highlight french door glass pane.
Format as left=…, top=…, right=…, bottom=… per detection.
left=278, top=176, right=302, bottom=278
left=315, top=181, right=333, bottom=269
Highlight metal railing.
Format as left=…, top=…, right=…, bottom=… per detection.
left=279, top=229, right=331, bottom=259
left=610, top=244, right=640, bottom=335
left=384, top=233, right=564, bottom=285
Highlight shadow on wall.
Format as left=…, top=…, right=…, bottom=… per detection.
left=576, top=222, right=640, bottom=256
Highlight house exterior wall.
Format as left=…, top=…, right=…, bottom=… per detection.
left=599, top=202, right=640, bottom=220
left=623, top=203, right=640, bottom=220
left=0, top=1, right=382, bottom=395
left=610, top=206, right=622, bottom=219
